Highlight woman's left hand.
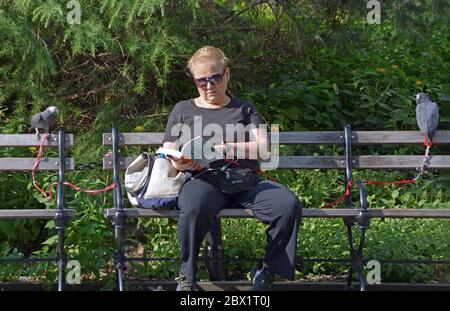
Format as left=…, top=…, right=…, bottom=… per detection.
left=213, top=141, right=231, bottom=156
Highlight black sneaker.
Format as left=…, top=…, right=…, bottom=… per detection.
left=250, top=265, right=274, bottom=291
left=175, top=271, right=196, bottom=291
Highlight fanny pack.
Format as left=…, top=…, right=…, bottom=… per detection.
left=193, top=166, right=256, bottom=194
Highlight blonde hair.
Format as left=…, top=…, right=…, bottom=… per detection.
left=187, top=46, right=230, bottom=75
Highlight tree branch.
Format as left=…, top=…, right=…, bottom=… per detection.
left=223, top=0, right=267, bottom=23
left=65, top=82, right=114, bottom=100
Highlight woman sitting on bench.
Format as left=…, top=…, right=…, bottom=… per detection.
left=161, top=46, right=303, bottom=291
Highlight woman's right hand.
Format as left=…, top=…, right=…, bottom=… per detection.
left=169, top=157, right=198, bottom=171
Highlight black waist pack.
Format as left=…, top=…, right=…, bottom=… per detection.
left=193, top=167, right=256, bottom=194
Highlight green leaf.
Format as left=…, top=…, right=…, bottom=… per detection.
left=45, top=220, right=55, bottom=229
left=42, top=234, right=58, bottom=246
left=392, top=189, right=400, bottom=200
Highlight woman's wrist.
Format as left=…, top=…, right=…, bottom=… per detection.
left=222, top=142, right=233, bottom=157
left=214, top=141, right=233, bottom=157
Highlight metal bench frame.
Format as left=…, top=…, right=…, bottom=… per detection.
left=102, top=126, right=450, bottom=291
left=0, top=128, right=75, bottom=291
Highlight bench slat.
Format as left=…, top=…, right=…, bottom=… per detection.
left=103, top=208, right=450, bottom=219
left=282, top=131, right=450, bottom=145
left=103, top=133, right=164, bottom=146
left=0, top=209, right=76, bottom=219
left=0, top=134, right=74, bottom=147
left=102, top=131, right=450, bottom=146
left=353, top=155, right=450, bottom=169
left=352, top=131, right=450, bottom=145
left=103, top=155, right=450, bottom=170
left=276, top=155, right=450, bottom=170
left=102, top=156, right=347, bottom=170
left=0, top=158, right=75, bottom=171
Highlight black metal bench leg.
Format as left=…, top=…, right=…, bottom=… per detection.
left=344, top=217, right=355, bottom=290
left=356, top=237, right=366, bottom=291
left=356, top=180, right=370, bottom=291
left=348, top=237, right=365, bottom=291
left=56, top=127, right=67, bottom=291
left=342, top=124, right=357, bottom=290
left=114, top=210, right=125, bottom=291
left=111, top=127, right=125, bottom=291
left=343, top=181, right=371, bottom=291
left=55, top=211, right=67, bottom=291
left=204, top=218, right=225, bottom=281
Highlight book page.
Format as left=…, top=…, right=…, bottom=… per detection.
left=181, top=136, right=224, bottom=168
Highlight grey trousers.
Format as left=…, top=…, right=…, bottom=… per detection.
left=177, top=175, right=302, bottom=283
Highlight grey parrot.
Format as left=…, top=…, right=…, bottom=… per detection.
left=30, top=106, right=59, bottom=140
left=415, top=92, right=439, bottom=148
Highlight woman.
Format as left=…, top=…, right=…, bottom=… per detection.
left=162, top=46, right=302, bottom=291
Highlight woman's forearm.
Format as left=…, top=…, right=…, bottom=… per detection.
left=226, top=140, right=270, bottom=161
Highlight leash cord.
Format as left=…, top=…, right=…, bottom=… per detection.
left=32, top=134, right=116, bottom=200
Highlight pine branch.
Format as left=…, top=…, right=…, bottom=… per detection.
left=222, top=0, right=267, bottom=23
left=65, top=82, right=115, bottom=100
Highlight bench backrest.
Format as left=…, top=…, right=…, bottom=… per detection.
left=102, top=129, right=450, bottom=170
left=0, top=129, right=75, bottom=217
left=0, top=132, right=74, bottom=172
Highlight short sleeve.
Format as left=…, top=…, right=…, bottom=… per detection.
left=246, top=103, right=266, bottom=127
left=162, top=104, right=183, bottom=143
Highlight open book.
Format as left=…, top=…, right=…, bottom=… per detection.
left=156, top=136, right=224, bottom=170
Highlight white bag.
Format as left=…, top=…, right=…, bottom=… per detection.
left=124, top=153, right=187, bottom=209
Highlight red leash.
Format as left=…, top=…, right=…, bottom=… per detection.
left=45, top=181, right=117, bottom=200
left=32, top=134, right=116, bottom=200
left=320, top=178, right=418, bottom=208
left=320, top=134, right=433, bottom=208
left=32, top=133, right=51, bottom=197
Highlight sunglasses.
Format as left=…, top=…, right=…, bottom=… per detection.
left=193, top=69, right=226, bottom=88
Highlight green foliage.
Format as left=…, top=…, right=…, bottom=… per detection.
left=0, top=0, right=449, bottom=285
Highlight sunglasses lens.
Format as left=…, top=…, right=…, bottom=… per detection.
left=196, top=78, right=208, bottom=87
left=209, top=74, right=223, bottom=84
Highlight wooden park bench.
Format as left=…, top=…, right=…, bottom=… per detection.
left=102, top=126, right=450, bottom=291
left=0, top=128, right=75, bottom=291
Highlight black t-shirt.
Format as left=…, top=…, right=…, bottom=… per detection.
left=163, top=97, right=266, bottom=169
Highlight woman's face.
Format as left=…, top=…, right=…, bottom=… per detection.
left=190, top=62, right=229, bottom=105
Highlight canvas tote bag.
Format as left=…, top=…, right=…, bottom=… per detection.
left=124, top=153, right=187, bottom=209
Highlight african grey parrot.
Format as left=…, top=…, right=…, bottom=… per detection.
left=416, top=92, right=439, bottom=149
left=30, top=106, right=59, bottom=140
